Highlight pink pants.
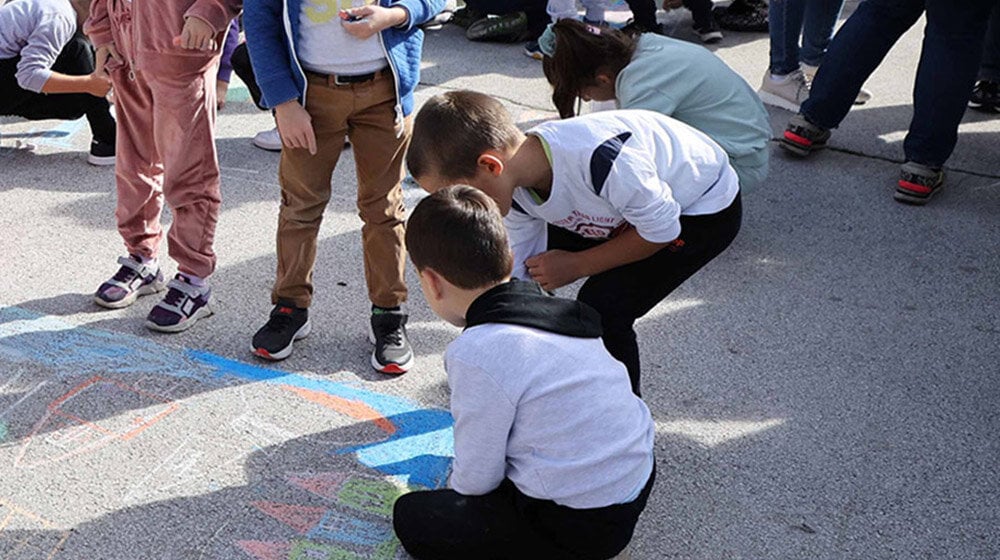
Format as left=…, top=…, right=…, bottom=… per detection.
left=109, top=59, right=221, bottom=279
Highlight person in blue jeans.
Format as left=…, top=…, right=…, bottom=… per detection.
left=970, top=3, right=1000, bottom=113
left=780, top=0, right=1000, bottom=206
left=757, top=0, right=871, bottom=112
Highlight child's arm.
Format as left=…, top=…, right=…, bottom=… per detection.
left=525, top=146, right=681, bottom=289
left=525, top=227, right=668, bottom=290
left=340, top=0, right=447, bottom=38
left=447, top=358, right=515, bottom=496
left=83, top=0, right=114, bottom=51
left=183, top=0, right=243, bottom=44
left=505, top=208, right=548, bottom=281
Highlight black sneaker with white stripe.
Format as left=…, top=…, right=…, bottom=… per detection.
left=252, top=301, right=311, bottom=361
left=145, top=274, right=213, bottom=333
left=94, top=255, right=165, bottom=309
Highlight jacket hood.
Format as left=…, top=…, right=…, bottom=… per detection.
left=464, top=280, right=603, bottom=338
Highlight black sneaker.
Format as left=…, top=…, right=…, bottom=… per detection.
left=714, top=0, right=768, bottom=32
left=252, top=301, right=311, bottom=361
left=450, top=7, right=486, bottom=29
left=88, top=138, right=116, bottom=166
left=370, top=308, right=414, bottom=374
left=968, top=80, right=1000, bottom=113
left=694, top=20, right=724, bottom=44
left=895, top=161, right=945, bottom=205
left=780, top=113, right=831, bottom=157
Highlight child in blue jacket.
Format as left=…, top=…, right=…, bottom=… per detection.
left=244, top=0, right=444, bottom=371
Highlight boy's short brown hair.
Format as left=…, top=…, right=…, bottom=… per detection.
left=405, top=185, right=513, bottom=289
left=407, top=90, right=522, bottom=182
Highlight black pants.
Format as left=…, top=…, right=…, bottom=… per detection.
left=625, top=0, right=715, bottom=31
left=393, top=468, right=655, bottom=560
left=549, top=193, right=742, bottom=396
left=0, top=33, right=115, bottom=144
left=230, top=42, right=267, bottom=111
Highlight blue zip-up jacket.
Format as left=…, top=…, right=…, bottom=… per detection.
left=244, top=0, right=443, bottom=119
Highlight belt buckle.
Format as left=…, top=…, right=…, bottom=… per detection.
left=333, top=74, right=351, bottom=86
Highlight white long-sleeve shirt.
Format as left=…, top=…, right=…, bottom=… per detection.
left=506, top=109, right=739, bottom=280
left=0, top=0, right=77, bottom=93
left=447, top=321, right=655, bottom=509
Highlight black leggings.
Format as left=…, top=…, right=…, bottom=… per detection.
left=0, top=33, right=115, bottom=144
left=549, top=193, right=742, bottom=396
left=393, top=468, right=655, bottom=560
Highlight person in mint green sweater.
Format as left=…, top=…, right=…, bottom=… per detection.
left=540, top=19, right=771, bottom=191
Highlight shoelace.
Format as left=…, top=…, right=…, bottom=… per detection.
left=111, top=265, right=139, bottom=284
left=161, top=287, right=186, bottom=308
left=374, top=323, right=403, bottom=346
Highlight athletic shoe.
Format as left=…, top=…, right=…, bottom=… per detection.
left=780, top=113, right=831, bottom=157
left=94, top=255, right=166, bottom=309
left=420, top=9, right=454, bottom=30
left=145, top=274, right=213, bottom=333
left=714, top=0, right=768, bottom=32
left=450, top=7, right=486, bottom=29
left=801, top=63, right=872, bottom=105
left=968, top=80, right=1000, bottom=113
left=87, top=138, right=116, bottom=166
left=466, top=12, right=528, bottom=42
left=621, top=18, right=663, bottom=36
left=252, top=301, right=311, bottom=361
left=895, top=161, right=945, bottom=205
left=370, top=308, right=414, bottom=374
left=523, top=39, right=543, bottom=60
left=693, top=21, right=723, bottom=44
left=252, top=127, right=283, bottom=152
left=758, top=69, right=810, bottom=112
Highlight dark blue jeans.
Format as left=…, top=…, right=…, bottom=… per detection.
left=980, top=3, right=1000, bottom=81
left=769, top=0, right=845, bottom=75
left=802, top=0, right=1000, bottom=168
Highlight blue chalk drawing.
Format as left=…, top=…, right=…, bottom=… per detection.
left=0, top=306, right=454, bottom=489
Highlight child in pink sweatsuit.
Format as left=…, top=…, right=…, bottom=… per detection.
left=85, top=0, right=241, bottom=332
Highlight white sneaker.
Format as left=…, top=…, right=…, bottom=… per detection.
left=251, top=127, right=283, bottom=152
left=801, top=63, right=872, bottom=105
left=757, top=69, right=811, bottom=112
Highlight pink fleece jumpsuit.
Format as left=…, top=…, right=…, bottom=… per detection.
left=85, top=0, right=241, bottom=279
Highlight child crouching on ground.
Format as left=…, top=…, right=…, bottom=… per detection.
left=408, top=90, right=742, bottom=395
left=393, top=185, right=655, bottom=559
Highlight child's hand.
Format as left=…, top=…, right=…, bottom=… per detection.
left=86, top=71, right=113, bottom=98
left=339, top=6, right=409, bottom=39
left=94, top=44, right=122, bottom=75
left=524, top=250, right=583, bottom=290
left=176, top=16, right=218, bottom=51
left=216, top=79, right=229, bottom=110
left=275, top=100, right=317, bottom=155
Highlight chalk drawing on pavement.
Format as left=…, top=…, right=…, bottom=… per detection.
left=0, top=498, right=72, bottom=559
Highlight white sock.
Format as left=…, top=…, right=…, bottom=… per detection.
left=180, top=273, right=206, bottom=287
left=137, top=254, right=157, bottom=266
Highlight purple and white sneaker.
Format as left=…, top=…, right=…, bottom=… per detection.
left=94, top=255, right=166, bottom=309
left=145, top=274, right=213, bottom=333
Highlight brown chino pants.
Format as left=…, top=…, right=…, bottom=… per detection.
left=273, top=70, right=410, bottom=309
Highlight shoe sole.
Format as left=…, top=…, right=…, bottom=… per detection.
left=894, top=182, right=942, bottom=206
left=146, top=304, right=214, bottom=333
left=757, top=90, right=803, bottom=113
left=87, top=154, right=116, bottom=166
left=968, top=101, right=1000, bottom=113
left=371, top=351, right=414, bottom=375
left=699, top=32, right=723, bottom=43
left=251, top=138, right=283, bottom=152
left=523, top=50, right=543, bottom=60
left=779, top=133, right=826, bottom=157
left=251, top=319, right=312, bottom=361
left=94, top=281, right=166, bottom=309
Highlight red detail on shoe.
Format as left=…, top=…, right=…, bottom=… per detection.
left=898, top=180, right=933, bottom=195
left=783, top=130, right=813, bottom=146
left=255, top=348, right=273, bottom=359
left=278, top=307, right=293, bottom=314
left=379, top=363, right=407, bottom=375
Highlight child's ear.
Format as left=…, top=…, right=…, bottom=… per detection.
left=476, top=153, right=505, bottom=177
left=420, top=268, right=446, bottom=301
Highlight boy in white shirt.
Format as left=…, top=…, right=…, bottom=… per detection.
left=393, top=185, right=655, bottom=559
left=408, top=90, right=742, bottom=395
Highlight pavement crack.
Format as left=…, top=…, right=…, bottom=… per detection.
left=769, top=138, right=1000, bottom=179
